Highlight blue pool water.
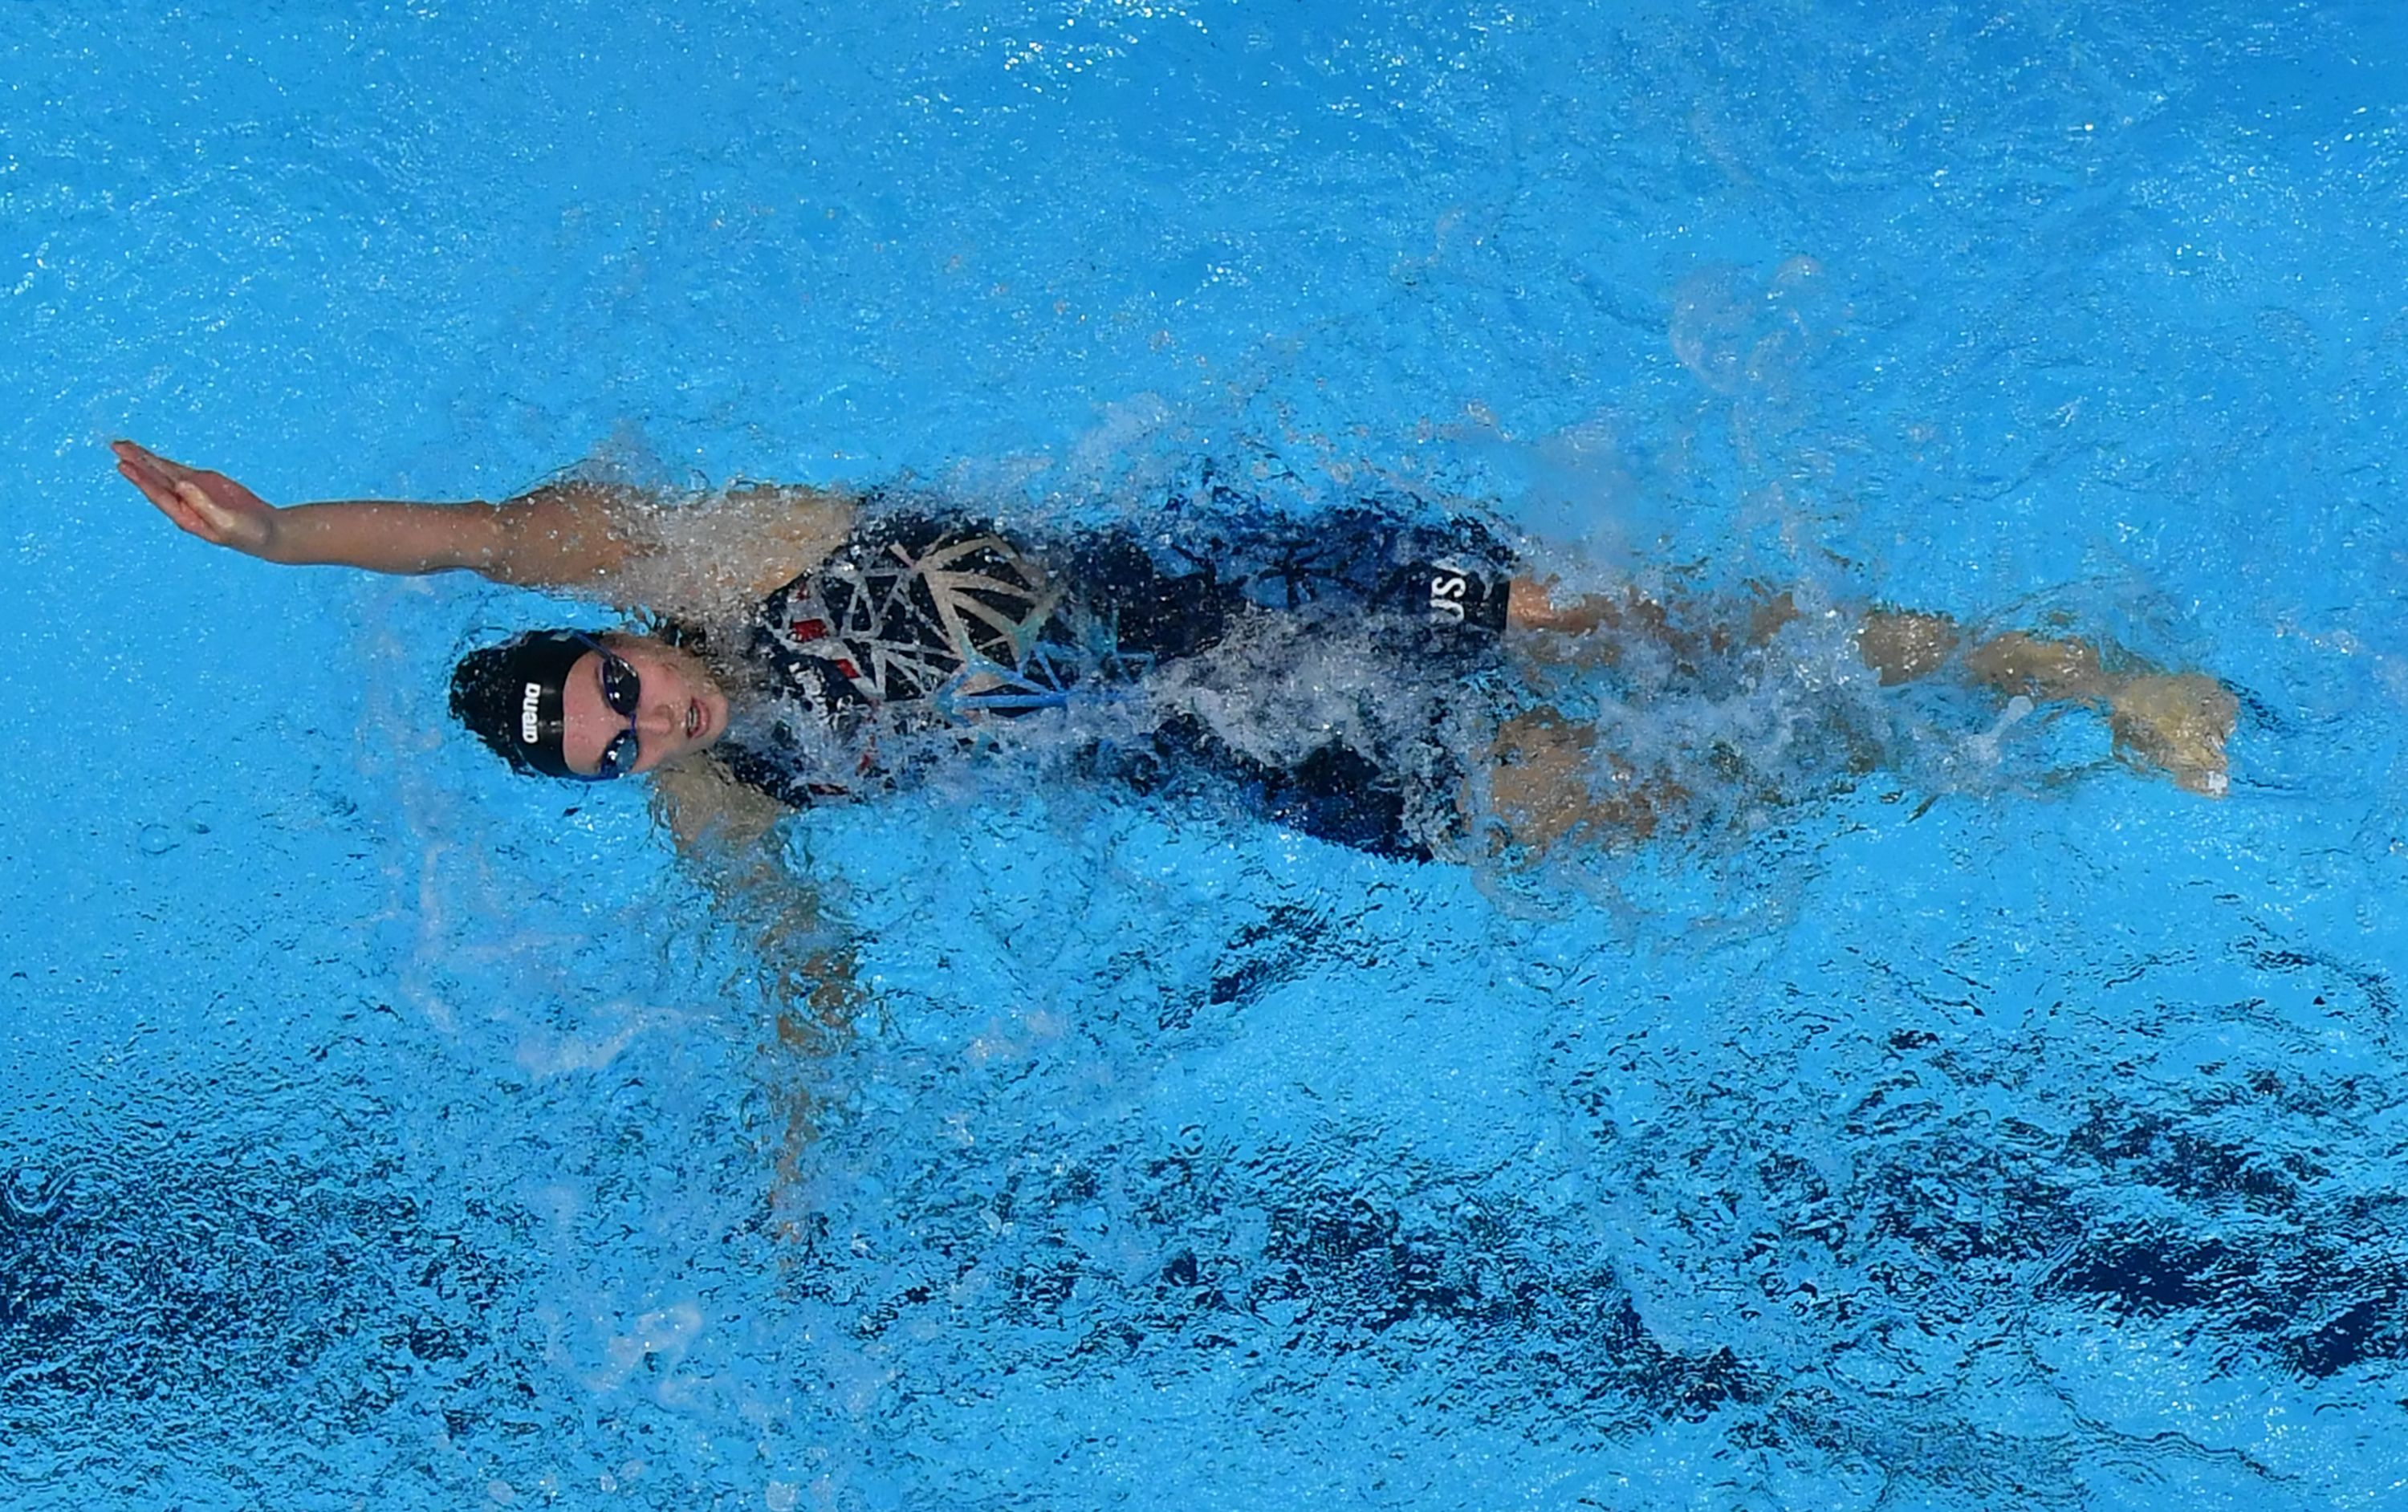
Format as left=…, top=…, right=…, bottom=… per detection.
left=6, top=1, right=2408, bottom=1507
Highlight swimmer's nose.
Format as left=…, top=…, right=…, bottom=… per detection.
left=639, top=698, right=683, bottom=741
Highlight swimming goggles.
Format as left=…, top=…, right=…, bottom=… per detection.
left=575, top=632, right=645, bottom=781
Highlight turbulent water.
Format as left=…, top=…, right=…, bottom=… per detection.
left=5, top=0, right=2406, bottom=1508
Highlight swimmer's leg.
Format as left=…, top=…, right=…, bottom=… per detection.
left=1504, top=575, right=1796, bottom=669
left=1505, top=575, right=1621, bottom=636
left=1510, top=580, right=2235, bottom=797
left=1472, top=707, right=1690, bottom=856
left=1855, top=609, right=1959, bottom=686
left=1857, top=612, right=2237, bottom=798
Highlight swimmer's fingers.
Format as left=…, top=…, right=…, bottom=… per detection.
left=114, top=452, right=213, bottom=535
left=111, top=441, right=188, bottom=514
left=112, top=441, right=276, bottom=555
left=112, top=441, right=215, bottom=530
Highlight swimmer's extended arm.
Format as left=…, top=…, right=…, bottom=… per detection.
left=113, top=441, right=634, bottom=589
left=116, top=441, right=854, bottom=603
left=647, top=757, right=860, bottom=1183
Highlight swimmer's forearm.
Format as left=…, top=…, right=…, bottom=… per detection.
left=262, top=499, right=507, bottom=574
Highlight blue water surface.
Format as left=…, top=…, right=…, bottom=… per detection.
left=5, top=1, right=2407, bottom=1508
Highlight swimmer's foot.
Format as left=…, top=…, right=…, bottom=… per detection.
left=2108, top=673, right=2237, bottom=798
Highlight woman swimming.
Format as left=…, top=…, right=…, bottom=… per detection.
left=111, top=440, right=2237, bottom=859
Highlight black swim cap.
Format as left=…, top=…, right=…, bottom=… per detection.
left=449, top=631, right=592, bottom=779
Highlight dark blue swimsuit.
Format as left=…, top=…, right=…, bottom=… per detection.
left=713, top=493, right=1519, bottom=860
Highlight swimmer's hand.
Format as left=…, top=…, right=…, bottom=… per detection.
left=113, top=441, right=279, bottom=557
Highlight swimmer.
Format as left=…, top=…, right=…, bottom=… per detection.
left=112, top=441, right=2238, bottom=860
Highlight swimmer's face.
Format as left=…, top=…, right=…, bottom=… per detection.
left=558, top=635, right=730, bottom=778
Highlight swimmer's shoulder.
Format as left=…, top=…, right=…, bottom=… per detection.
left=648, top=751, right=797, bottom=854
left=713, top=482, right=860, bottom=596
left=596, top=481, right=860, bottom=620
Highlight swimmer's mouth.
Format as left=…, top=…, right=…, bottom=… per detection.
left=687, top=700, right=703, bottom=740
